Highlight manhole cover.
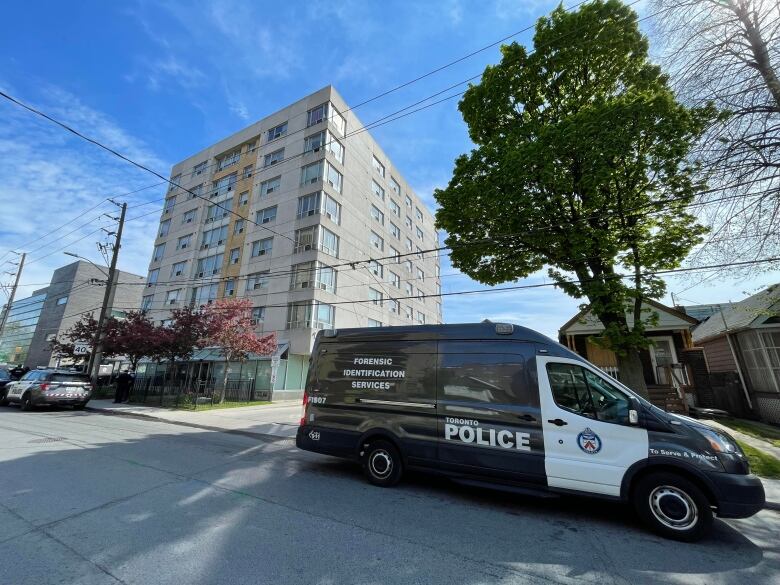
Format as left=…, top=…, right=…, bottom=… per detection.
left=28, top=437, right=67, bottom=444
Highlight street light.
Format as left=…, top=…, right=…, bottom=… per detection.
left=63, top=252, right=109, bottom=278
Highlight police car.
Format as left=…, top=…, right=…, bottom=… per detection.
left=296, top=323, right=765, bottom=541
left=5, top=369, right=92, bottom=410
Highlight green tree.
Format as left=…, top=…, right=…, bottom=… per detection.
left=434, top=0, right=715, bottom=395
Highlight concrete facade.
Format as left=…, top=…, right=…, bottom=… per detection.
left=142, top=86, right=443, bottom=359
left=24, top=261, right=145, bottom=368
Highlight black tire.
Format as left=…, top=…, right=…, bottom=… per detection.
left=73, top=404, right=86, bottom=411
left=633, top=472, right=713, bottom=542
left=362, top=439, right=403, bottom=487
left=20, top=393, right=34, bottom=412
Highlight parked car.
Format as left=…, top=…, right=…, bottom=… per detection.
left=5, top=369, right=93, bottom=411
left=297, top=322, right=765, bottom=542
left=0, top=367, right=12, bottom=405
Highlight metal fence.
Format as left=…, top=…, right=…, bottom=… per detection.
left=128, top=376, right=272, bottom=409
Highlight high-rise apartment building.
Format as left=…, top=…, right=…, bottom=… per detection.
left=142, top=86, right=442, bottom=363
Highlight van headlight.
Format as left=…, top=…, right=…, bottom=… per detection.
left=699, top=427, right=738, bottom=454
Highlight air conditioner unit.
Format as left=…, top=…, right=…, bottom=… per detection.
left=267, top=187, right=275, bottom=193
left=301, top=282, right=310, bottom=288
left=304, top=244, right=312, bottom=251
left=212, top=269, right=219, bottom=275
left=227, top=290, right=235, bottom=296
left=318, top=282, right=328, bottom=290
left=201, top=243, right=209, bottom=250
left=232, top=258, right=239, bottom=264
left=197, top=272, right=205, bottom=278
left=175, top=270, right=183, bottom=276
left=217, top=240, right=224, bottom=246
left=258, top=249, right=266, bottom=256
left=253, top=283, right=263, bottom=290
left=186, top=218, right=193, bottom=223
left=307, top=209, right=316, bottom=216
left=181, top=243, right=188, bottom=249
left=262, top=218, right=271, bottom=224
left=168, top=299, right=177, bottom=305
left=205, top=217, right=214, bottom=223
left=313, top=146, right=321, bottom=152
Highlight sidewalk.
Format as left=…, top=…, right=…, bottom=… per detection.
left=86, top=399, right=300, bottom=442
left=704, top=419, right=780, bottom=511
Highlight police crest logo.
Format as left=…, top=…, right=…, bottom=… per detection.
left=577, top=428, right=602, bottom=454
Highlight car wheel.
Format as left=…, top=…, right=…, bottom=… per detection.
left=362, top=439, right=403, bottom=487
left=20, top=393, right=34, bottom=412
left=633, top=472, right=713, bottom=542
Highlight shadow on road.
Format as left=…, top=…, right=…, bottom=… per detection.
left=0, top=407, right=776, bottom=585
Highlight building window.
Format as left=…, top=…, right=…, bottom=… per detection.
left=165, top=289, right=181, bottom=306
left=388, top=299, right=399, bottom=314
left=159, top=219, right=171, bottom=237
left=287, top=301, right=335, bottom=329
left=196, top=254, right=224, bottom=278
left=243, top=164, right=254, bottom=179
left=390, top=177, right=400, bottom=195
left=304, top=131, right=326, bottom=153
left=330, top=105, right=346, bottom=136
left=436, top=302, right=442, bottom=317
left=148, top=268, right=159, bottom=284
left=320, top=227, right=339, bottom=256
left=217, top=150, right=241, bottom=171
left=416, top=226, right=424, bottom=241
left=212, top=172, right=238, bottom=197
left=188, top=183, right=203, bottom=199
left=191, top=283, right=218, bottom=306
left=290, top=261, right=336, bottom=293
left=224, top=279, right=236, bottom=297
left=405, top=215, right=413, bottom=230
left=297, top=191, right=342, bottom=223
left=372, top=156, right=385, bottom=177
left=294, top=226, right=316, bottom=253
left=251, top=237, right=274, bottom=257
left=56, top=296, right=68, bottom=306
left=323, top=193, right=341, bottom=224
left=169, top=173, right=181, bottom=191
left=301, top=161, right=322, bottom=185
left=390, top=222, right=400, bottom=239
left=325, top=162, right=342, bottom=193
left=390, top=246, right=401, bottom=263
left=372, top=180, right=385, bottom=201
left=404, top=259, right=413, bottom=272
left=266, top=122, right=288, bottom=142
left=370, top=231, right=384, bottom=252
left=201, top=226, right=227, bottom=249
left=405, top=305, right=413, bottom=320
left=327, top=135, right=344, bottom=164
left=368, top=318, right=382, bottom=327
left=370, top=205, right=384, bottom=225
left=307, top=103, right=327, bottom=127
left=258, top=176, right=280, bottom=198
left=369, top=260, right=383, bottom=278
left=416, top=245, right=423, bottom=258
left=247, top=271, right=270, bottom=290
left=256, top=205, right=277, bottom=224
left=406, top=237, right=413, bottom=252
left=141, top=295, right=153, bottom=311
left=388, top=271, right=400, bottom=288
left=164, top=196, right=176, bottom=214
left=415, top=207, right=424, bottom=222
left=416, top=311, right=426, bottom=324
left=229, top=248, right=240, bottom=265
left=152, top=243, right=165, bottom=262
left=251, top=306, right=265, bottom=323
left=182, top=209, right=196, bottom=224
left=405, top=282, right=413, bottom=297
left=390, top=199, right=401, bottom=217
left=239, top=190, right=249, bottom=206
left=205, top=199, right=233, bottom=222
left=263, top=148, right=284, bottom=167
left=192, top=161, right=207, bottom=177
left=233, top=219, right=245, bottom=235
left=171, top=261, right=186, bottom=277
left=317, top=264, right=336, bottom=293
left=405, top=194, right=412, bottom=207
left=417, top=268, right=425, bottom=282
left=246, top=140, right=256, bottom=153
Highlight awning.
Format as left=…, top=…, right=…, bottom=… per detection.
left=188, top=342, right=289, bottom=362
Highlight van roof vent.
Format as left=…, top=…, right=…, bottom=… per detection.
left=495, top=323, right=514, bottom=335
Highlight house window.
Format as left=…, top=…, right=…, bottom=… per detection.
left=217, top=150, right=241, bottom=171
left=201, top=226, right=227, bottom=249
left=256, top=205, right=277, bottom=224
left=388, top=271, right=400, bottom=288
left=372, top=156, right=385, bottom=177
left=251, top=306, right=266, bottom=323
left=148, top=268, right=159, bottom=284
left=224, top=279, right=236, bottom=297
left=191, top=283, right=218, bottom=306
left=263, top=148, right=284, bottom=167
left=169, top=173, right=181, bottom=191
left=192, top=161, right=207, bottom=177
left=233, top=219, right=245, bottom=235
left=251, top=237, right=274, bottom=257
left=165, top=289, right=181, bottom=305
left=247, top=271, right=270, bottom=290
left=304, top=131, right=326, bottom=153
left=56, top=296, right=68, bottom=306
left=242, top=165, right=253, bottom=179
left=301, top=161, right=323, bottom=185
left=370, top=231, right=384, bottom=251
left=327, top=135, right=345, bottom=164
left=320, top=227, right=339, bottom=256
left=325, top=162, right=342, bottom=193
left=141, top=295, right=153, bottom=311
left=229, top=248, right=240, bottom=265
left=195, top=254, right=224, bottom=277
left=152, top=243, right=165, bottom=262
left=390, top=222, right=400, bottom=239
left=307, top=103, right=327, bottom=127
left=390, top=199, right=401, bottom=217
left=368, top=318, right=382, bottom=327
left=266, top=122, right=287, bottom=142
left=171, top=261, right=186, bottom=277
left=260, top=176, right=281, bottom=197
left=372, top=180, right=385, bottom=201
left=369, top=260, right=383, bottom=278
left=238, top=190, right=249, bottom=206
left=164, top=196, right=176, bottom=214
left=159, top=219, right=171, bottom=237
left=182, top=209, right=196, bottom=224
left=370, top=205, right=384, bottom=225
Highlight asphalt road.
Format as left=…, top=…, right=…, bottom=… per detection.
left=0, top=407, right=778, bottom=585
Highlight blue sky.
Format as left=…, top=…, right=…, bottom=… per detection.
left=0, top=0, right=776, bottom=339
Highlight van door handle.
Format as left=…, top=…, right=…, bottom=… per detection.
left=547, top=418, right=568, bottom=426
left=517, top=414, right=536, bottom=422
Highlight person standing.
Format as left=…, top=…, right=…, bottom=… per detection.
left=114, top=369, right=134, bottom=403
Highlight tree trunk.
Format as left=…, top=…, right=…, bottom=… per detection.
left=616, top=350, right=648, bottom=398
left=220, top=360, right=229, bottom=405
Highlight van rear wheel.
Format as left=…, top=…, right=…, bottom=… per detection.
left=362, top=440, right=403, bottom=487
left=633, top=472, right=713, bottom=542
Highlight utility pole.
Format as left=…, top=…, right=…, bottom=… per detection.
left=0, top=252, right=26, bottom=344
left=88, top=202, right=126, bottom=385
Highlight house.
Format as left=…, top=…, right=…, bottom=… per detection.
left=692, top=284, right=780, bottom=423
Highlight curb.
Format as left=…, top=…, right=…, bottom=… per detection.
left=85, top=406, right=295, bottom=445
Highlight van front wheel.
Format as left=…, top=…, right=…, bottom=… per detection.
left=633, top=472, right=713, bottom=541
left=362, top=440, right=403, bottom=487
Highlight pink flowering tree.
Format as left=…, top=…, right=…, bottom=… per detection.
left=202, top=298, right=277, bottom=403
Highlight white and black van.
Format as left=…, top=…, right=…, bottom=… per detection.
left=296, top=322, right=765, bottom=541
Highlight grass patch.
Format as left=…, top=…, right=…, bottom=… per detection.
left=718, top=418, right=780, bottom=448
left=737, top=441, right=780, bottom=479
left=192, top=400, right=272, bottom=411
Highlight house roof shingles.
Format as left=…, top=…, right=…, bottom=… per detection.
left=692, top=284, right=780, bottom=343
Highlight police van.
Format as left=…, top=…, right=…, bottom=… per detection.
left=296, top=323, right=765, bottom=541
